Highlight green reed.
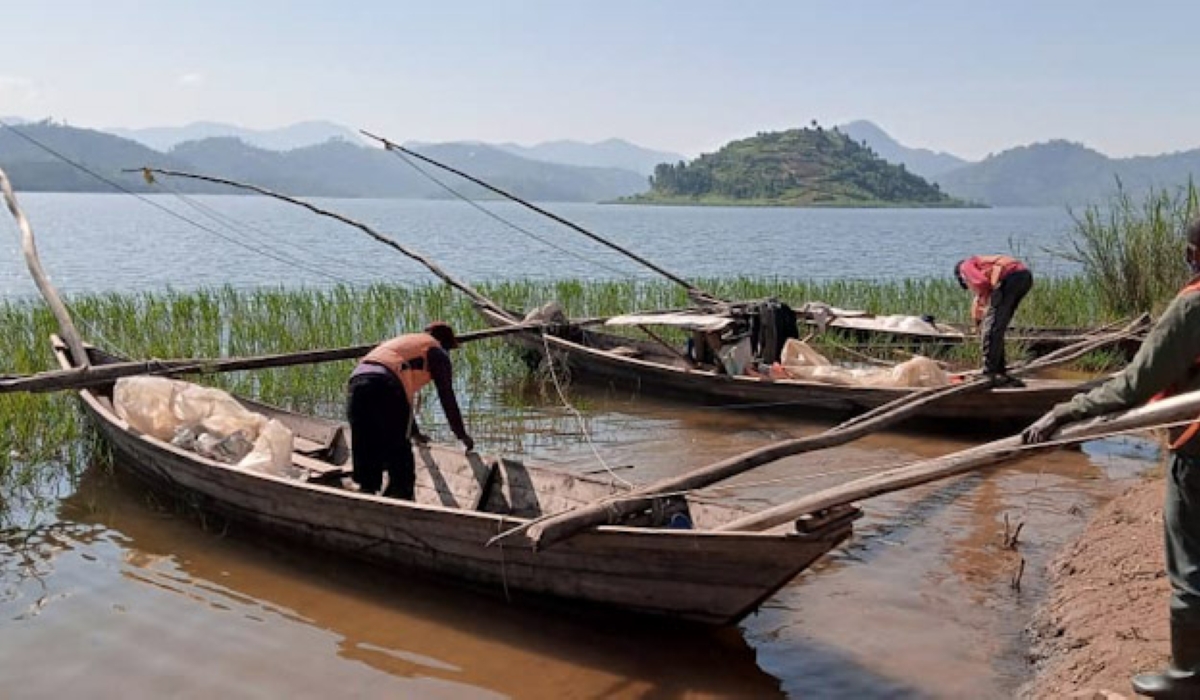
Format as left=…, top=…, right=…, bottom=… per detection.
left=1060, top=180, right=1199, bottom=316
left=0, top=275, right=1126, bottom=502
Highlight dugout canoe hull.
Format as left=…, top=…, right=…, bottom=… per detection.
left=52, top=338, right=856, bottom=626
left=479, top=307, right=1094, bottom=429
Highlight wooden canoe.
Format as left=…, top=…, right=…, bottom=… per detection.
left=52, top=337, right=858, bottom=626
left=477, top=306, right=1096, bottom=429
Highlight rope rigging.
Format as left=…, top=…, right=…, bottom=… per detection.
left=0, top=121, right=355, bottom=285
left=383, top=146, right=641, bottom=280
left=360, top=129, right=723, bottom=305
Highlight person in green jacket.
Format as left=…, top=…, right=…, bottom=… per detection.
left=1022, top=217, right=1200, bottom=698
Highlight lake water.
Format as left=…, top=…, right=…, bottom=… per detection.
left=0, top=193, right=1150, bottom=698
left=0, top=193, right=1081, bottom=298
left=0, top=390, right=1158, bottom=699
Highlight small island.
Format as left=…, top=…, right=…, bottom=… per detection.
left=624, top=123, right=976, bottom=208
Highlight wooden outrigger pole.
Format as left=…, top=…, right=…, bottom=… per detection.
left=0, top=322, right=558, bottom=395
left=716, top=389, right=1193, bottom=532
left=358, top=129, right=723, bottom=305
left=503, top=316, right=1146, bottom=549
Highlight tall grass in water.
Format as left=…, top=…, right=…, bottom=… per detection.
left=1063, top=180, right=1199, bottom=315
left=0, top=275, right=1124, bottom=519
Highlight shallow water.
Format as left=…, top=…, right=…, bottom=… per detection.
left=0, top=387, right=1157, bottom=699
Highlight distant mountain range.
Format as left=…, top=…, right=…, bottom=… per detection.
left=837, top=120, right=967, bottom=180
left=106, top=120, right=366, bottom=152
left=5, top=116, right=1200, bottom=207
left=106, top=121, right=680, bottom=177
left=0, top=120, right=649, bottom=201
left=839, top=120, right=1200, bottom=207
left=932, top=140, right=1200, bottom=207
left=494, top=139, right=683, bottom=177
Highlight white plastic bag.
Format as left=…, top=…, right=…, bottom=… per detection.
left=114, top=376, right=188, bottom=440
left=237, top=418, right=296, bottom=476
left=718, top=337, right=754, bottom=376
left=779, top=338, right=832, bottom=368
left=114, top=376, right=295, bottom=475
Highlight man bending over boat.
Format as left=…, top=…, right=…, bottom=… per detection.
left=1022, top=217, right=1200, bottom=698
left=954, top=254, right=1033, bottom=387
left=347, top=321, right=475, bottom=499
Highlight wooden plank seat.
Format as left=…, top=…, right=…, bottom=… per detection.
left=295, top=452, right=348, bottom=482
left=293, top=424, right=343, bottom=457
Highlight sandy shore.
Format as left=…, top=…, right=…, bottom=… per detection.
left=1021, top=474, right=1172, bottom=699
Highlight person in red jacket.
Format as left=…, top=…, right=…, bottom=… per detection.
left=346, top=321, right=474, bottom=499
left=954, top=255, right=1033, bottom=387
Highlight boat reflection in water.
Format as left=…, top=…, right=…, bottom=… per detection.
left=0, top=463, right=791, bottom=698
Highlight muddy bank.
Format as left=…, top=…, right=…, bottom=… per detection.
left=1022, top=473, right=1171, bottom=698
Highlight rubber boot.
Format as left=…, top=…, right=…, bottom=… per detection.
left=1132, top=622, right=1200, bottom=697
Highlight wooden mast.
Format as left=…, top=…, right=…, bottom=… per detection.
left=0, top=166, right=90, bottom=368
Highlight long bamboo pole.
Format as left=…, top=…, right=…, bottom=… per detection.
left=0, top=322, right=555, bottom=395
left=716, top=389, right=1199, bottom=532
left=358, top=130, right=722, bottom=305
left=0, top=167, right=90, bottom=367
left=500, top=321, right=1142, bottom=550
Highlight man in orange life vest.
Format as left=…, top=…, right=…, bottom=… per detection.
left=954, top=254, right=1034, bottom=387
left=1022, top=218, right=1200, bottom=698
left=346, top=321, right=474, bottom=500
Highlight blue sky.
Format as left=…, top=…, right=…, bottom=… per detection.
left=3, top=0, right=1196, bottom=160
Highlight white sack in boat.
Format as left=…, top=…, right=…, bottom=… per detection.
left=113, top=375, right=183, bottom=441
left=776, top=339, right=948, bottom=388
left=605, top=312, right=734, bottom=332
left=237, top=418, right=295, bottom=476
left=830, top=314, right=959, bottom=337
left=113, top=376, right=295, bottom=475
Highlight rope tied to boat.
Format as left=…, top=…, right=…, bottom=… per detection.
left=538, top=330, right=631, bottom=488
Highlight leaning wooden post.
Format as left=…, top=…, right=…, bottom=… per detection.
left=503, top=375, right=995, bottom=549
left=0, top=321, right=557, bottom=395
left=501, top=321, right=1146, bottom=551
left=0, top=167, right=90, bottom=367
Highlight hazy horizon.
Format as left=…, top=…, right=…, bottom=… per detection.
left=3, top=1, right=1197, bottom=161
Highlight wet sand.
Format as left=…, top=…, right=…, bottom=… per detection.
left=1023, top=473, right=1171, bottom=699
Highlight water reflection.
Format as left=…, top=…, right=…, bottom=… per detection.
left=0, top=464, right=786, bottom=698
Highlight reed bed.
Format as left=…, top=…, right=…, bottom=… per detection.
left=0, top=275, right=1125, bottom=524
left=1061, top=181, right=1199, bottom=316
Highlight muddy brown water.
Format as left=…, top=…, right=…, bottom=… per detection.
left=0, top=388, right=1161, bottom=699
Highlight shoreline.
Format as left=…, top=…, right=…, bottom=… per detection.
left=1021, top=470, right=1170, bottom=698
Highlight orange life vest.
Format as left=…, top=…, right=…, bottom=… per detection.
left=362, top=333, right=439, bottom=404
left=1151, top=278, right=1200, bottom=450
left=973, top=255, right=1027, bottom=287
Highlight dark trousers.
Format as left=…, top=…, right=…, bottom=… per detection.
left=346, top=373, right=415, bottom=499
left=1167, top=452, right=1200, bottom=629
left=980, top=268, right=1033, bottom=374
